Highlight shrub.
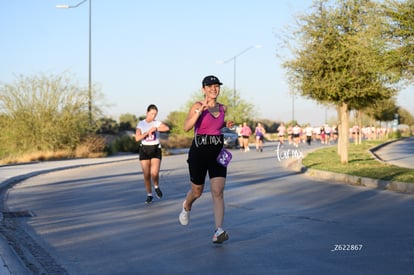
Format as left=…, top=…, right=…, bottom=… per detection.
left=75, top=135, right=107, bottom=158
left=0, top=73, right=91, bottom=156
left=161, top=134, right=192, bottom=149
left=109, top=135, right=140, bottom=154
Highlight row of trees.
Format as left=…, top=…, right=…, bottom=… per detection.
left=1, top=0, right=413, bottom=161
left=0, top=70, right=411, bottom=159
left=283, top=0, right=414, bottom=163
left=95, top=86, right=258, bottom=137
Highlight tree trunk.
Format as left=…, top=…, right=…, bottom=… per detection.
left=339, top=102, right=349, bottom=163
left=358, top=110, right=363, bottom=144
left=336, top=105, right=341, bottom=156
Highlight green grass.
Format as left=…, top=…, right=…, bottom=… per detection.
left=302, top=140, right=414, bottom=183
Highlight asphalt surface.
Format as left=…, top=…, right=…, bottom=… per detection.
left=374, top=137, right=414, bottom=169
left=0, top=154, right=139, bottom=274
left=0, top=138, right=413, bottom=274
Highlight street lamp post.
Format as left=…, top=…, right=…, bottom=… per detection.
left=218, top=45, right=262, bottom=113
left=292, top=91, right=295, bottom=123
left=57, top=0, right=92, bottom=128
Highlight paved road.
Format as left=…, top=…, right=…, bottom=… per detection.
left=0, top=155, right=138, bottom=275
left=374, top=136, right=414, bottom=169
left=1, top=142, right=413, bottom=274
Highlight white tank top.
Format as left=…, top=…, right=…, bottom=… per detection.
left=137, top=120, right=161, bottom=145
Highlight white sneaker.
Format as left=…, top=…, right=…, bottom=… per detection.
left=179, top=201, right=189, bottom=225
left=212, top=227, right=229, bottom=244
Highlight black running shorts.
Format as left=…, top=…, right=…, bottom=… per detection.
left=139, top=144, right=162, bottom=160
left=187, top=138, right=227, bottom=185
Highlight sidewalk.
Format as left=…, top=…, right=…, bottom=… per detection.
left=0, top=154, right=138, bottom=274
left=0, top=154, right=138, bottom=191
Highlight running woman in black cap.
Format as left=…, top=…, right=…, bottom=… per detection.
left=179, top=75, right=229, bottom=244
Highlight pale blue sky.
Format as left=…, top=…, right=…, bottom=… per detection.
left=1, top=0, right=412, bottom=126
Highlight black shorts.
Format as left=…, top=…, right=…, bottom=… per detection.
left=139, top=144, right=162, bottom=160
left=187, top=136, right=227, bottom=185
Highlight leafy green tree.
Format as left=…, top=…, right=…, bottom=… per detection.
left=96, top=117, right=119, bottom=134
left=365, top=98, right=398, bottom=123
left=165, top=111, right=189, bottom=136
left=283, top=0, right=399, bottom=163
left=0, top=73, right=98, bottom=157
left=165, top=111, right=188, bottom=137
left=259, top=118, right=279, bottom=133
left=119, top=113, right=139, bottom=131
left=397, top=107, right=414, bottom=126
left=383, top=0, right=414, bottom=82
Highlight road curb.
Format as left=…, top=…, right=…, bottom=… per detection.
left=284, top=141, right=414, bottom=194
left=304, top=168, right=414, bottom=193
left=368, top=137, right=405, bottom=162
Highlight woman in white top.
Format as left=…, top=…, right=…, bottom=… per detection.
left=135, top=104, right=170, bottom=204
left=277, top=123, right=286, bottom=145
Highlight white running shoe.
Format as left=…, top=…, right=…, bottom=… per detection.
left=212, top=228, right=229, bottom=244
left=179, top=201, right=189, bottom=225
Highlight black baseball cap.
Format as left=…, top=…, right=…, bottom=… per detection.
left=202, top=75, right=223, bottom=87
